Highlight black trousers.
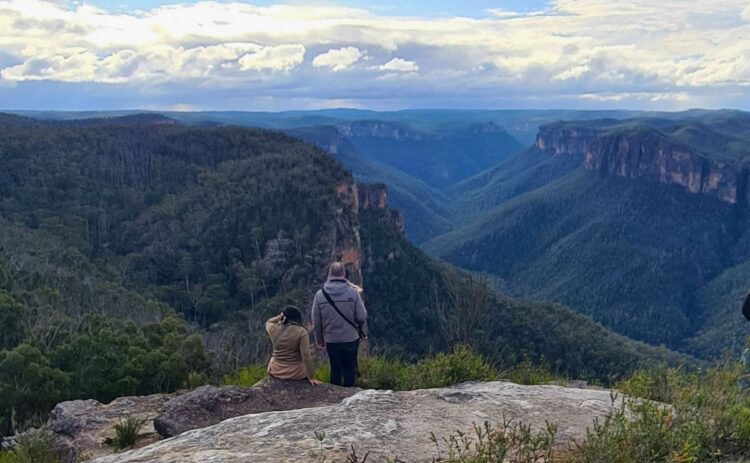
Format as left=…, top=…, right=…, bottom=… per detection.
left=326, top=340, right=359, bottom=387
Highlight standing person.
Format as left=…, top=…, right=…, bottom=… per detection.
left=266, top=306, right=321, bottom=386
left=312, top=262, right=367, bottom=387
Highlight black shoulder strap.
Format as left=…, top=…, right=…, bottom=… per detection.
left=321, top=288, right=366, bottom=339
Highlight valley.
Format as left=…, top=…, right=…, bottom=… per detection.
left=0, top=113, right=689, bottom=442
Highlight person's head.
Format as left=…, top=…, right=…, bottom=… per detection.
left=282, top=306, right=303, bottom=325
left=328, top=261, right=346, bottom=279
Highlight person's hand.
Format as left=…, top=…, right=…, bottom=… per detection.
left=317, top=342, right=325, bottom=350
left=308, top=377, right=322, bottom=386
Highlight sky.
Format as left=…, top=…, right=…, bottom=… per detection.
left=0, top=0, right=749, bottom=111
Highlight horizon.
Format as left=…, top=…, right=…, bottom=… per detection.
left=5, top=107, right=749, bottom=115
left=1, top=1, right=749, bottom=111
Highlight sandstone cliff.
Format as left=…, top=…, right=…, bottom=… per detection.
left=332, top=181, right=405, bottom=285
left=337, top=120, right=425, bottom=140
left=536, top=123, right=748, bottom=205
left=92, top=381, right=624, bottom=463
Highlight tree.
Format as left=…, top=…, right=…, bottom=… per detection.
left=0, top=291, right=25, bottom=350
left=0, top=344, right=69, bottom=435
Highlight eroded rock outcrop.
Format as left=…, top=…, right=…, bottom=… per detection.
left=46, top=393, right=172, bottom=462
left=93, top=381, right=624, bottom=463
left=153, top=377, right=358, bottom=438
left=536, top=123, right=748, bottom=205
left=358, top=183, right=405, bottom=234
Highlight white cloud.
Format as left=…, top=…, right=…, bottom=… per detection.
left=0, top=0, right=748, bottom=109
left=379, top=58, right=419, bottom=73
left=312, top=46, right=363, bottom=71
left=553, top=65, right=591, bottom=81
left=238, top=44, right=305, bottom=72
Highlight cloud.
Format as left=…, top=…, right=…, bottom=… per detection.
left=0, top=0, right=748, bottom=109
left=312, top=46, right=364, bottom=71
left=379, top=58, right=419, bottom=73
left=238, top=44, right=305, bottom=72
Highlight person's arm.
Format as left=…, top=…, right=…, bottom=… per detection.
left=265, top=314, right=283, bottom=335
left=312, top=293, right=324, bottom=347
left=354, top=291, right=368, bottom=324
left=299, top=331, right=315, bottom=377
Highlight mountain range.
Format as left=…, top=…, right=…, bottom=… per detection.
left=11, top=109, right=749, bottom=361
left=0, top=112, right=691, bottom=434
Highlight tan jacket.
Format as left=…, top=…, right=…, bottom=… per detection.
left=265, top=315, right=314, bottom=377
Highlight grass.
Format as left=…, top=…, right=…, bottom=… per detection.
left=223, top=345, right=559, bottom=391
left=429, top=420, right=560, bottom=463
left=110, top=416, right=146, bottom=450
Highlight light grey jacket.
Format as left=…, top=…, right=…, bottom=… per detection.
left=312, top=278, right=367, bottom=344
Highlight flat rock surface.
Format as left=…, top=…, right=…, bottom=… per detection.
left=153, top=377, right=359, bottom=438
left=94, top=381, right=624, bottom=463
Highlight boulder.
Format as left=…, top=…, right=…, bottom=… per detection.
left=46, top=394, right=171, bottom=462
left=153, top=377, right=359, bottom=438
left=93, top=381, right=625, bottom=463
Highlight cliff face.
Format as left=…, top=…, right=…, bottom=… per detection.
left=332, top=182, right=405, bottom=286
left=536, top=125, right=747, bottom=205
left=357, top=183, right=405, bottom=234
left=337, top=120, right=425, bottom=140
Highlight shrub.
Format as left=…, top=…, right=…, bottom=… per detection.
left=408, top=345, right=496, bottom=390
left=573, top=361, right=750, bottom=462
left=500, top=357, right=559, bottom=386
left=0, top=430, right=61, bottom=463
left=221, top=365, right=267, bottom=387
left=357, top=356, right=410, bottom=390
left=429, top=420, right=559, bottom=463
left=110, top=416, right=145, bottom=450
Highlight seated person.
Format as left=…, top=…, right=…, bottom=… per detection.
left=266, top=306, right=321, bottom=385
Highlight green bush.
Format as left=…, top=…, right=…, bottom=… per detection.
left=428, top=420, right=559, bottom=463
left=110, top=416, right=145, bottom=450
left=573, top=361, right=750, bottom=462
left=408, top=345, right=496, bottom=390
left=500, top=357, right=559, bottom=386
left=221, top=365, right=268, bottom=387
left=356, top=356, right=411, bottom=390
left=0, top=431, right=61, bottom=463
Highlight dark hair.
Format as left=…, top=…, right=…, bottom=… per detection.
left=282, top=306, right=303, bottom=325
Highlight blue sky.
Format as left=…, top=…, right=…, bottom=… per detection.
left=1, top=0, right=749, bottom=111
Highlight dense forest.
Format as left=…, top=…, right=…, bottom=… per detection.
left=425, top=112, right=750, bottom=357
left=0, top=113, right=686, bottom=436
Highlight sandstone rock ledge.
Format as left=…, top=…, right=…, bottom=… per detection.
left=93, top=381, right=624, bottom=463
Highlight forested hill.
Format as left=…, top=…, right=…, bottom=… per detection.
left=427, top=112, right=750, bottom=358
left=0, top=113, right=689, bottom=437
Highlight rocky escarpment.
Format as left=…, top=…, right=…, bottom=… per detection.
left=337, top=120, right=425, bottom=140
left=92, top=381, right=625, bottom=463
left=536, top=124, right=748, bottom=205
left=358, top=182, right=405, bottom=234
left=332, top=181, right=405, bottom=284
left=154, top=377, right=357, bottom=438
left=35, top=393, right=173, bottom=462
left=26, top=378, right=357, bottom=462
